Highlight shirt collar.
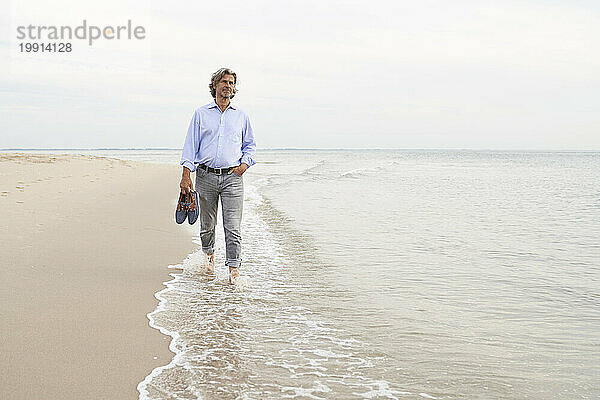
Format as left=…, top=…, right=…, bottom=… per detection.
left=208, top=100, right=236, bottom=110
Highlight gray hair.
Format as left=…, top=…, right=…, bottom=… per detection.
left=209, top=68, right=237, bottom=99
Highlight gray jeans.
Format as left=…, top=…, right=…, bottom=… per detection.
left=195, top=168, right=244, bottom=268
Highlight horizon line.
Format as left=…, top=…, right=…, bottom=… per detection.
left=1, top=147, right=599, bottom=152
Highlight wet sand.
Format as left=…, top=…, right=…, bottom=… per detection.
left=0, top=153, right=195, bottom=400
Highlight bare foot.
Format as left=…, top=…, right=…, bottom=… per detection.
left=228, top=267, right=239, bottom=285
left=205, top=253, right=215, bottom=274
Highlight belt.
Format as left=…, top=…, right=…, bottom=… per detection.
left=199, top=164, right=234, bottom=175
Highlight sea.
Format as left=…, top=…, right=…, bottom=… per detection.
left=13, top=149, right=600, bottom=399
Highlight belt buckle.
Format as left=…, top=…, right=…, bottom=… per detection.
left=215, top=168, right=223, bottom=175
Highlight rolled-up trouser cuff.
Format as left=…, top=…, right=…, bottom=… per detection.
left=226, top=259, right=241, bottom=268
left=202, top=247, right=214, bottom=255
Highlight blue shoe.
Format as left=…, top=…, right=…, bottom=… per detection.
left=175, top=192, right=188, bottom=224
left=187, top=191, right=199, bottom=225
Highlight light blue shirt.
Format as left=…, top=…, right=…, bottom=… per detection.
left=180, top=100, right=256, bottom=172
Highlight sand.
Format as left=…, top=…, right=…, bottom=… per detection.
left=0, top=153, right=196, bottom=400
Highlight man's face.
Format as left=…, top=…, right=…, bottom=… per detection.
left=216, top=74, right=235, bottom=99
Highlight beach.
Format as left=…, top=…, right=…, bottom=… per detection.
left=0, top=153, right=195, bottom=400
left=2, top=150, right=598, bottom=399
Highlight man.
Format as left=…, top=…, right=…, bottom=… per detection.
left=179, top=68, right=256, bottom=284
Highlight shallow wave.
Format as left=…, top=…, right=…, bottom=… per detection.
left=300, top=160, right=328, bottom=176
left=138, top=183, right=408, bottom=399
left=339, top=166, right=385, bottom=179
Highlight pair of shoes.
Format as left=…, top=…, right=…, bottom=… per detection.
left=175, top=191, right=199, bottom=224
left=228, top=267, right=239, bottom=285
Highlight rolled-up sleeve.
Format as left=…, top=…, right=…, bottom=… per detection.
left=180, top=111, right=200, bottom=172
left=240, top=114, right=256, bottom=167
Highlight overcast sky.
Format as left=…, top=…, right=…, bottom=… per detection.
left=1, top=0, right=599, bottom=150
